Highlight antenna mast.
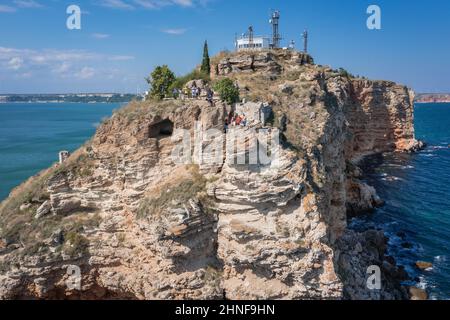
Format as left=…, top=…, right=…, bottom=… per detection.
left=302, top=29, right=308, bottom=53
left=269, top=10, right=281, bottom=48
left=248, top=26, right=254, bottom=49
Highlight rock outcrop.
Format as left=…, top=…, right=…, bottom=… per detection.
left=0, top=49, right=422, bottom=300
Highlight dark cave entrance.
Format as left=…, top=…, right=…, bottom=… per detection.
left=149, top=119, right=174, bottom=139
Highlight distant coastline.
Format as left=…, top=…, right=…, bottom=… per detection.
left=0, top=93, right=143, bottom=104
left=415, top=93, right=450, bottom=104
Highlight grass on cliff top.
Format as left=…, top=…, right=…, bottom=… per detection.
left=114, top=99, right=184, bottom=123
left=136, top=165, right=209, bottom=219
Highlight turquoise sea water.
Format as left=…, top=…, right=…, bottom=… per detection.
left=351, top=103, right=450, bottom=300
left=0, top=103, right=121, bottom=201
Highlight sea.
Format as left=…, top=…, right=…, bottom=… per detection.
left=0, top=102, right=449, bottom=299
left=350, top=103, right=450, bottom=300
left=0, top=103, right=121, bottom=201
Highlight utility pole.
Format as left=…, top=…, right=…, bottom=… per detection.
left=302, top=29, right=308, bottom=53
left=248, top=26, right=254, bottom=49
left=289, top=40, right=295, bottom=50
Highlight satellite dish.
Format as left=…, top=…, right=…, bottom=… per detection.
left=269, top=19, right=272, bottom=24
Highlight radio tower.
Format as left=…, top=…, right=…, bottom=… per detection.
left=269, top=10, right=281, bottom=48
left=302, top=29, right=308, bottom=53
left=248, top=26, right=254, bottom=49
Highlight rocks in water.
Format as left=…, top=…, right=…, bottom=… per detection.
left=346, top=180, right=384, bottom=217
left=35, top=200, right=52, bottom=219
left=415, top=261, right=433, bottom=271
left=409, top=287, right=428, bottom=300
left=401, top=242, right=413, bottom=249
left=396, top=231, right=407, bottom=239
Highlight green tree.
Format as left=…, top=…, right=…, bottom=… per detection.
left=146, top=65, right=176, bottom=100
left=200, top=41, right=211, bottom=75
left=213, top=78, right=240, bottom=104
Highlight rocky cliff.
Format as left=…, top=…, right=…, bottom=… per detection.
left=0, top=50, right=422, bottom=300
left=415, top=93, right=450, bottom=103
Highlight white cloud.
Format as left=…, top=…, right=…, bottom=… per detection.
left=98, top=0, right=202, bottom=10
left=98, top=0, right=134, bottom=10
left=91, top=33, right=111, bottom=39
left=109, top=55, right=135, bottom=61
left=75, top=67, right=96, bottom=79
left=52, top=62, right=72, bottom=76
left=8, top=57, right=24, bottom=70
left=134, top=0, right=194, bottom=9
left=0, top=5, right=16, bottom=13
left=13, top=0, right=43, bottom=8
left=15, top=72, right=33, bottom=79
left=0, top=47, right=135, bottom=81
left=161, top=28, right=187, bottom=35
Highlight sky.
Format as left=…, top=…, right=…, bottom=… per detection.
left=0, top=0, right=449, bottom=94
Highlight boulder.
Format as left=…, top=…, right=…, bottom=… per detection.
left=0, top=239, right=6, bottom=250
left=279, top=84, right=293, bottom=95
left=35, top=200, right=52, bottom=219
left=19, top=203, right=32, bottom=211
left=415, top=261, right=433, bottom=270
left=409, top=287, right=428, bottom=300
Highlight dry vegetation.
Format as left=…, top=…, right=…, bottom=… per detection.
left=0, top=148, right=101, bottom=260
left=136, top=165, right=208, bottom=219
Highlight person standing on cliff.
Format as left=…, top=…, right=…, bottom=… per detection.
left=206, top=87, right=214, bottom=105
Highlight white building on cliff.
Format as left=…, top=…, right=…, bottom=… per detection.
left=236, top=35, right=270, bottom=51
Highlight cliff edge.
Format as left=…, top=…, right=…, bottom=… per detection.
left=0, top=50, right=422, bottom=300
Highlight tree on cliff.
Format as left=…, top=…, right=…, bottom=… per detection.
left=213, top=78, right=240, bottom=104
left=200, top=41, right=211, bottom=76
left=146, top=65, right=176, bottom=100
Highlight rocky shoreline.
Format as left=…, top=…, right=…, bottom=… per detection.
left=346, top=150, right=429, bottom=300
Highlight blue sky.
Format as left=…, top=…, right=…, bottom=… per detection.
left=0, top=0, right=449, bottom=93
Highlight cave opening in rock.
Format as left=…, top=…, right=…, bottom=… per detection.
left=149, top=119, right=174, bottom=139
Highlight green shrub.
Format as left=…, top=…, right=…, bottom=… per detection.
left=337, top=67, right=355, bottom=79
left=213, top=78, right=240, bottom=104
left=146, top=65, right=176, bottom=100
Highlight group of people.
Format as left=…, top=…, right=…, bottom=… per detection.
left=172, top=85, right=214, bottom=105
left=224, top=112, right=248, bottom=133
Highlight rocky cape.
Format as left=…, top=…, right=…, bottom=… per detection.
left=415, top=93, right=450, bottom=104
left=0, top=50, right=423, bottom=300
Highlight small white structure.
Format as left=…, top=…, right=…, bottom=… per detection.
left=236, top=36, right=270, bottom=51
left=59, top=151, right=70, bottom=164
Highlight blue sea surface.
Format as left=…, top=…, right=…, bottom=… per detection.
left=350, top=103, right=450, bottom=300
left=0, top=103, right=121, bottom=201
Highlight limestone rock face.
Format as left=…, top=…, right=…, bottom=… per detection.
left=215, top=50, right=313, bottom=78
left=0, top=50, right=420, bottom=300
